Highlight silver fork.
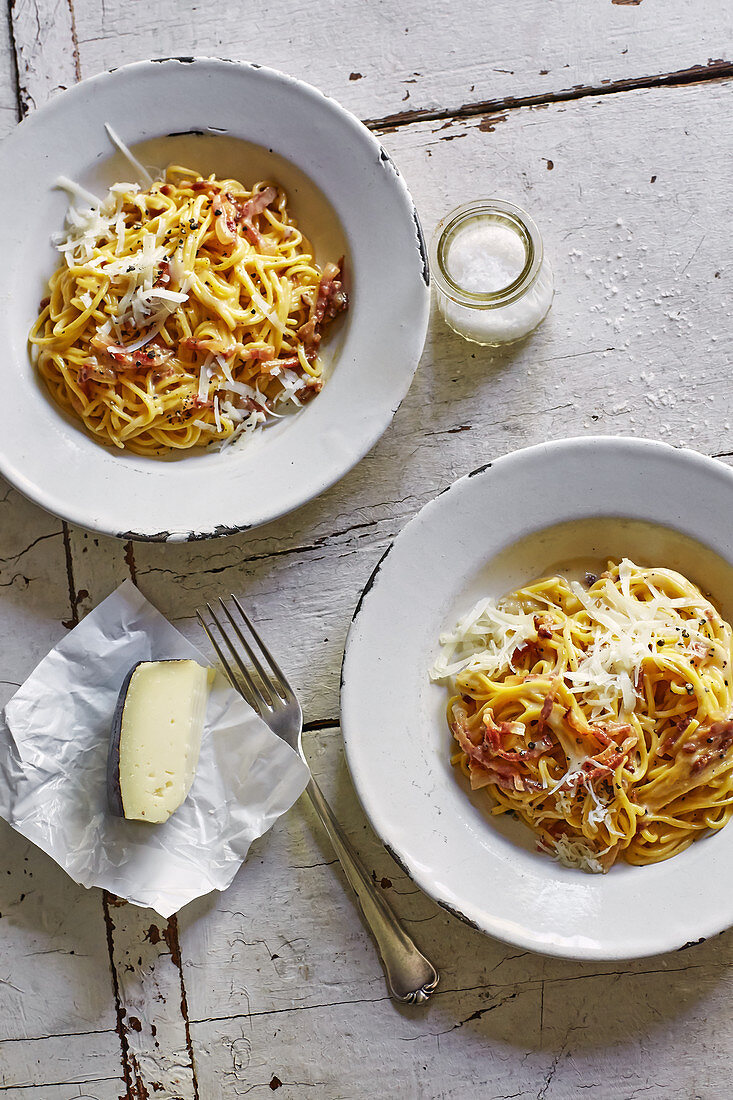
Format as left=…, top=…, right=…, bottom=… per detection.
left=197, top=596, right=439, bottom=1005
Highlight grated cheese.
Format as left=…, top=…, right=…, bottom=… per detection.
left=543, top=835, right=610, bottom=875
left=54, top=169, right=194, bottom=341
left=430, top=599, right=537, bottom=681
left=565, top=560, right=717, bottom=718
left=197, top=354, right=214, bottom=402
left=103, top=123, right=154, bottom=187
left=433, top=559, right=721, bottom=719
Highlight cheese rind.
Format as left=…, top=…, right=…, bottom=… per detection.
left=108, top=659, right=214, bottom=823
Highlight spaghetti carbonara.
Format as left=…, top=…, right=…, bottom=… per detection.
left=30, top=159, right=348, bottom=455
left=431, top=559, right=733, bottom=872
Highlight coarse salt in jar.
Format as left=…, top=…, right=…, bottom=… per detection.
left=430, top=199, right=554, bottom=346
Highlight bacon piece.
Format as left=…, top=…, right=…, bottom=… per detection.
left=294, top=379, right=323, bottom=402
left=191, top=180, right=218, bottom=194
left=246, top=345, right=277, bottom=361
left=235, top=396, right=267, bottom=414
left=207, top=185, right=279, bottom=251
left=575, top=726, right=635, bottom=783
left=180, top=337, right=277, bottom=362
left=297, top=258, right=349, bottom=357
left=212, top=192, right=239, bottom=245
left=90, top=334, right=173, bottom=373
left=77, top=360, right=116, bottom=383
left=181, top=336, right=227, bottom=356
left=481, top=710, right=527, bottom=749
left=537, top=690, right=556, bottom=735
left=235, top=186, right=278, bottom=252
left=588, top=733, right=635, bottom=770
left=563, top=708, right=630, bottom=751
left=659, top=714, right=692, bottom=755
left=449, top=705, right=547, bottom=793
left=154, top=260, right=171, bottom=288
left=240, top=187, right=278, bottom=220
left=689, top=719, right=733, bottom=775
left=534, top=614, right=553, bottom=639
left=511, top=640, right=540, bottom=668
left=317, top=261, right=349, bottom=322
left=549, top=705, right=635, bottom=787
left=260, top=355, right=299, bottom=372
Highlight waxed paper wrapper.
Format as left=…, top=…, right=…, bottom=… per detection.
left=0, top=579, right=310, bottom=917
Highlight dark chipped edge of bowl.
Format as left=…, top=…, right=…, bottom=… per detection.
left=378, top=144, right=429, bottom=287
left=116, top=523, right=251, bottom=543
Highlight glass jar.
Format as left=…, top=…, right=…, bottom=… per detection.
left=430, top=199, right=554, bottom=346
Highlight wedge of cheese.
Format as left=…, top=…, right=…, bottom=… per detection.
left=108, top=659, right=214, bottom=823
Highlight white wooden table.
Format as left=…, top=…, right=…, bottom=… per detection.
left=2, top=3, right=733, bottom=1097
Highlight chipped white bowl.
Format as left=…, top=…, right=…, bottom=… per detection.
left=0, top=58, right=429, bottom=540
left=341, top=437, right=733, bottom=959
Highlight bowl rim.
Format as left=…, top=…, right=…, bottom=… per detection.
left=341, top=434, right=733, bottom=959
left=0, top=57, right=430, bottom=540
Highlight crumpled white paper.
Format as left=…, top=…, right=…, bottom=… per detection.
left=0, top=579, right=310, bottom=917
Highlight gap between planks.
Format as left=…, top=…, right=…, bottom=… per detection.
left=366, top=57, right=733, bottom=132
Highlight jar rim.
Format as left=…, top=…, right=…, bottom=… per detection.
left=429, top=199, right=544, bottom=309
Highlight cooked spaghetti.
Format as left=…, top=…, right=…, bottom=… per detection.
left=431, top=559, right=733, bottom=872
left=30, top=161, right=348, bottom=455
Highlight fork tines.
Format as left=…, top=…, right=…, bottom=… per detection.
left=196, top=596, right=291, bottom=715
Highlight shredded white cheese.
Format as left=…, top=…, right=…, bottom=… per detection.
left=543, top=835, right=610, bottom=875
left=53, top=173, right=193, bottom=340
left=433, top=560, right=719, bottom=720
left=430, top=599, right=537, bottom=681
left=103, top=123, right=154, bottom=187
left=565, top=560, right=716, bottom=718
left=197, top=354, right=214, bottom=402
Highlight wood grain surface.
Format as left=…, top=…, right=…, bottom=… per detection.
left=0, top=2, right=732, bottom=1097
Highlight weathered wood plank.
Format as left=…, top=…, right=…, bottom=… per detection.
left=188, top=985, right=544, bottom=1099
left=0, top=823, right=117, bottom=1045
left=0, top=484, right=70, bottom=713
left=0, top=488, right=120, bottom=1084
left=67, top=0, right=733, bottom=125
left=8, top=0, right=78, bottom=117
left=0, top=2, right=18, bottom=138
left=103, top=897, right=198, bottom=1100
left=189, top=962, right=729, bottom=1100
left=0, top=1028, right=121, bottom=1092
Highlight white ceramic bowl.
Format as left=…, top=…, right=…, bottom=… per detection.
left=0, top=58, right=429, bottom=540
left=341, top=437, right=733, bottom=960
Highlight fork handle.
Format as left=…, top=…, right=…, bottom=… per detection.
left=305, top=778, right=439, bottom=1004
